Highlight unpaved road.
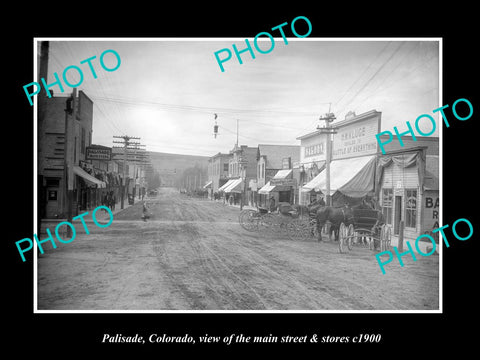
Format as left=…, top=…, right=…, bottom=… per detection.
left=37, top=187, right=439, bottom=310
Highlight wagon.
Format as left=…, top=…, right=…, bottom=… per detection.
left=337, top=208, right=392, bottom=254
left=238, top=204, right=315, bottom=241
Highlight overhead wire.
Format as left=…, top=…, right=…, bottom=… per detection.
left=352, top=42, right=421, bottom=104
left=332, top=41, right=392, bottom=113
left=50, top=41, right=129, bottom=142
left=335, top=41, right=406, bottom=116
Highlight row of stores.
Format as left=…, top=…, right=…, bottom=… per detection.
left=208, top=110, right=439, bottom=248
left=299, top=147, right=439, bottom=242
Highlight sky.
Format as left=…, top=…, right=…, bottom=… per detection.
left=41, top=38, right=440, bottom=156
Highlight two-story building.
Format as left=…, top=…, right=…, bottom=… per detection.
left=297, top=110, right=439, bottom=252
left=218, top=144, right=257, bottom=206
left=38, top=89, right=105, bottom=221
left=207, top=152, right=231, bottom=199
left=256, top=144, right=300, bottom=207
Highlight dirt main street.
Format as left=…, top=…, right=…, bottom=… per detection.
left=37, top=187, right=439, bottom=311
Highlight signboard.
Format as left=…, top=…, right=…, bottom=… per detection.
left=298, top=110, right=381, bottom=166
left=424, top=190, right=439, bottom=230
left=270, top=178, right=296, bottom=187
left=299, top=132, right=327, bottom=163
left=304, top=142, right=325, bottom=158
left=331, top=111, right=380, bottom=160
left=86, top=147, right=112, bottom=161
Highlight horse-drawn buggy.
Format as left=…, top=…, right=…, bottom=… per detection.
left=238, top=202, right=316, bottom=241
left=239, top=200, right=392, bottom=254
left=336, top=207, right=392, bottom=254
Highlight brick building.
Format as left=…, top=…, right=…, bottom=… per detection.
left=38, top=89, right=103, bottom=220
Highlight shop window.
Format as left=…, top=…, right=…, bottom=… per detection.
left=48, top=190, right=57, bottom=200
left=405, top=189, right=417, bottom=228
left=279, top=191, right=290, bottom=203
left=382, top=188, right=393, bottom=225
left=223, top=163, right=228, bottom=172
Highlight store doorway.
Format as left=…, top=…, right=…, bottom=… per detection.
left=278, top=190, right=291, bottom=203
left=45, top=177, right=60, bottom=218
left=394, top=195, right=402, bottom=235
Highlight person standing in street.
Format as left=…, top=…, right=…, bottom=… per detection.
left=110, top=191, right=116, bottom=211
left=269, top=196, right=276, bottom=213
left=142, top=200, right=149, bottom=222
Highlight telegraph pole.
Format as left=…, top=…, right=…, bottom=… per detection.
left=113, top=135, right=141, bottom=209
left=317, top=112, right=337, bottom=206
left=63, top=88, right=76, bottom=236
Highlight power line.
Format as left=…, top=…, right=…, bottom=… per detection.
left=336, top=41, right=406, bottom=116
left=90, top=95, right=322, bottom=118
left=332, top=42, right=392, bottom=112
left=353, top=42, right=420, bottom=103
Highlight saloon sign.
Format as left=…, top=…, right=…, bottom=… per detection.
left=331, top=110, right=381, bottom=160
left=86, top=147, right=112, bottom=161
left=298, top=110, right=381, bottom=164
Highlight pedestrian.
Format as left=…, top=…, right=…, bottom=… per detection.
left=142, top=201, right=150, bottom=222
left=269, top=196, right=276, bottom=213
left=104, top=192, right=111, bottom=213
left=110, top=191, right=116, bottom=211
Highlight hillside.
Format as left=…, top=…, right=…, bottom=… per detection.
left=148, top=151, right=208, bottom=171
left=148, top=151, right=209, bottom=187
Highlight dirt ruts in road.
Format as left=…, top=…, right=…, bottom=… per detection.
left=37, top=188, right=439, bottom=310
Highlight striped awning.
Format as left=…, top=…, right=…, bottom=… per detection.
left=73, top=166, right=106, bottom=188
left=258, top=181, right=276, bottom=194
left=273, top=169, right=292, bottom=179
left=223, top=178, right=243, bottom=193
left=218, top=179, right=236, bottom=192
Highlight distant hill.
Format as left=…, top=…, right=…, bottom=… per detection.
left=148, top=151, right=209, bottom=187
left=148, top=151, right=208, bottom=172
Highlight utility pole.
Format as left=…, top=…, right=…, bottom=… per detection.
left=317, top=112, right=337, bottom=207
left=113, top=135, right=141, bottom=209
left=37, top=41, right=49, bottom=236
left=63, top=88, right=76, bottom=236
left=236, top=119, right=239, bottom=146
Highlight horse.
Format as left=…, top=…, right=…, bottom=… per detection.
left=315, top=205, right=354, bottom=242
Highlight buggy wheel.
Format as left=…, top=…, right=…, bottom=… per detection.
left=310, top=219, right=319, bottom=239
left=286, top=219, right=302, bottom=240
left=380, top=224, right=392, bottom=251
left=239, top=210, right=258, bottom=232
left=286, top=219, right=308, bottom=240
left=347, top=224, right=355, bottom=250
left=369, top=235, right=375, bottom=250
left=338, top=222, right=348, bottom=253
left=286, top=220, right=296, bottom=240
left=260, top=213, right=277, bottom=234
left=297, top=219, right=311, bottom=240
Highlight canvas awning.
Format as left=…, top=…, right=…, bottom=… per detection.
left=223, top=178, right=243, bottom=193
left=273, top=169, right=292, bottom=179
left=203, top=180, right=213, bottom=189
left=302, top=155, right=375, bottom=196
left=258, top=181, right=276, bottom=194
left=337, top=156, right=376, bottom=197
left=218, top=179, right=236, bottom=192
left=73, top=166, right=106, bottom=188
